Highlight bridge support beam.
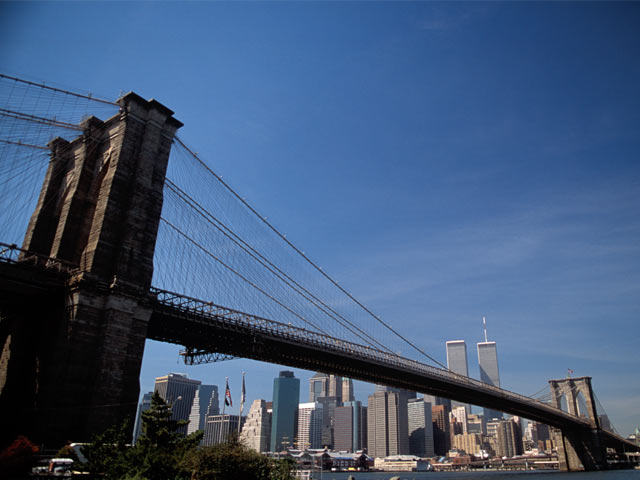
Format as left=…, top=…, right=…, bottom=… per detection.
left=549, top=377, right=607, bottom=471
left=0, top=93, right=182, bottom=447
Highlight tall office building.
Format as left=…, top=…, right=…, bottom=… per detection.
left=334, top=401, right=367, bottom=452
left=187, top=384, right=219, bottom=437
left=495, top=419, right=519, bottom=458
left=510, top=416, right=524, bottom=455
left=407, top=397, right=435, bottom=457
left=271, top=371, right=300, bottom=452
left=133, top=392, right=153, bottom=443
left=432, top=404, right=451, bottom=456
left=467, top=413, right=484, bottom=435
left=309, top=372, right=343, bottom=403
left=154, top=373, right=201, bottom=436
left=328, top=374, right=343, bottom=400
left=367, top=389, right=409, bottom=458
left=203, top=414, right=244, bottom=446
left=446, top=340, right=469, bottom=376
left=450, top=405, right=468, bottom=434
left=309, top=372, right=328, bottom=401
left=317, top=396, right=339, bottom=448
left=446, top=340, right=471, bottom=414
left=477, top=341, right=503, bottom=421
left=342, top=378, right=355, bottom=403
left=239, top=399, right=271, bottom=452
left=424, top=393, right=452, bottom=412
left=297, top=402, right=323, bottom=449
left=478, top=318, right=503, bottom=421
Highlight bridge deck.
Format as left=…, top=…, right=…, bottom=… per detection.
left=0, top=244, right=634, bottom=448
left=147, top=287, right=592, bottom=431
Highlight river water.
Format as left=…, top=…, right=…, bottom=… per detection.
left=315, top=469, right=640, bottom=480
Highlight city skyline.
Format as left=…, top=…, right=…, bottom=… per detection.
left=2, top=1, right=639, bottom=437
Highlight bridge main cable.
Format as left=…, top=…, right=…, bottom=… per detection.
left=173, top=135, right=448, bottom=369
left=164, top=178, right=396, bottom=354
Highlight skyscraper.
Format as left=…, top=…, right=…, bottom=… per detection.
left=187, top=384, right=219, bottom=437
left=317, top=395, right=339, bottom=448
left=271, top=370, right=300, bottom=452
left=239, top=399, right=271, bottom=452
left=334, top=401, right=367, bottom=452
left=367, top=389, right=409, bottom=458
left=133, top=392, right=153, bottom=443
left=154, top=373, right=201, bottom=436
left=309, top=372, right=343, bottom=403
left=328, top=374, right=343, bottom=400
left=297, top=402, right=323, bottom=449
left=446, top=340, right=469, bottom=377
left=446, top=340, right=471, bottom=414
left=432, top=404, right=451, bottom=456
left=478, top=317, right=503, bottom=421
left=493, top=419, right=519, bottom=458
left=424, top=394, right=452, bottom=412
left=341, top=378, right=355, bottom=403
left=450, top=405, right=468, bottom=434
left=203, top=414, right=244, bottom=446
left=309, top=372, right=328, bottom=402
left=407, top=397, right=435, bottom=457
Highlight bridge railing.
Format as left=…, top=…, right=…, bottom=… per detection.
left=0, top=242, right=78, bottom=272
left=150, top=287, right=592, bottom=428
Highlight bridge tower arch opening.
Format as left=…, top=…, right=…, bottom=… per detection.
left=0, top=92, right=182, bottom=447
left=558, top=394, right=569, bottom=414
left=576, top=391, right=591, bottom=420
left=548, top=376, right=607, bottom=472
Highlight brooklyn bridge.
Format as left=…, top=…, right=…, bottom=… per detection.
left=0, top=74, right=637, bottom=471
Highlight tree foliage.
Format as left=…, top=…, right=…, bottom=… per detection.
left=79, top=391, right=294, bottom=480
left=132, top=391, right=202, bottom=480
left=182, top=437, right=295, bottom=480
left=82, top=421, right=132, bottom=480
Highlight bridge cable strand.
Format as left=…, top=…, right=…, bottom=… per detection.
left=164, top=178, right=396, bottom=354
left=593, top=391, right=620, bottom=435
left=0, top=73, right=118, bottom=106
left=172, top=135, right=448, bottom=370
left=159, top=216, right=331, bottom=337
left=528, top=384, right=554, bottom=401
left=0, top=73, right=119, bottom=245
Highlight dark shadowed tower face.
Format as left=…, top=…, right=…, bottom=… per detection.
left=0, top=92, right=182, bottom=447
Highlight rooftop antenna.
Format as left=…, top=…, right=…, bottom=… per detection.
left=483, top=316, right=488, bottom=342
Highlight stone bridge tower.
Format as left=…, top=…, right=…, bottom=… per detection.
left=0, top=93, right=182, bottom=446
left=548, top=376, right=606, bottom=471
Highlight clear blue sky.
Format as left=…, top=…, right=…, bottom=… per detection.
left=2, top=2, right=639, bottom=436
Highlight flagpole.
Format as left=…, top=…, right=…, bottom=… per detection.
left=219, top=376, right=229, bottom=444
left=237, top=372, right=246, bottom=437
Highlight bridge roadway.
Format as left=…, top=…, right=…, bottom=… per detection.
left=148, top=289, right=636, bottom=450
left=148, top=287, right=588, bottom=431
left=0, top=243, right=635, bottom=450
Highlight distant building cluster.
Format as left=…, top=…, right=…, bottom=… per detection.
left=134, top=331, right=561, bottom=471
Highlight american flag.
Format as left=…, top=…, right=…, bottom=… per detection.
left=224, top=377, right=232, bottom=407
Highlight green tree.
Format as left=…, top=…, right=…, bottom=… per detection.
left=82, top=422, right=132, bottom=480
left=80, top=392, right=293, bottom=480
left=182, top=438, right=295, bottom=480
left=130, top=391, right=202, bottom=480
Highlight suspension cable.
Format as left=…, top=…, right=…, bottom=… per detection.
left=0, top=73, right=118, bottom=106
left=173, top=136, right=448, bottom=369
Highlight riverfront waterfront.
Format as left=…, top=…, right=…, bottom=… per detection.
left=318, top=470, right=640, bottom=480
